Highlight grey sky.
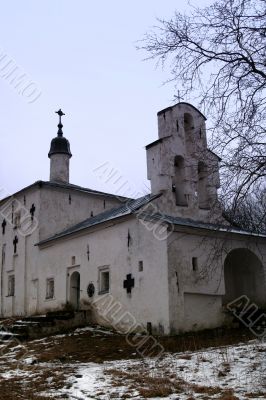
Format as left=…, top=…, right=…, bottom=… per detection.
left=0, top=0, right=212, bottom=199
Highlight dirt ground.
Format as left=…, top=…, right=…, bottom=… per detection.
left=0, top=326, right=257, bottom=399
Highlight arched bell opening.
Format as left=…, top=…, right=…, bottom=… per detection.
left=172, top=155, right=188, bottom=207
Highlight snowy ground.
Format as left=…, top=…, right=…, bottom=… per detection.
left=0, top=326, right=265, bottom=399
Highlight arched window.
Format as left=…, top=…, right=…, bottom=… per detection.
left=172, top=156, right=188, bottom=207
left=184, top=113, right=194, bottom=154
left=184, top=113, right=194, bottom=131
left=197, top=161, right=210, bottom=209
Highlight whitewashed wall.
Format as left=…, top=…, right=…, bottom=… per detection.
left=167, top=228, right=266, bottom=333
left=38, top=216, right=170, bottom=335
left=0, top=184, right=126, bottom=318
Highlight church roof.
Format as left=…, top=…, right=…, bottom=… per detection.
left=39, top=181, right=130, bottom=200
left=157, top=102, right=207, bottom=120
left=37, top=193, right=161, bottom=246
left=37, top=192, right=266, bottom=246
left=145, top=136, right=172, bottom=150
left=138, top=213, right=266, bottom=238
left=0, top=180, right=130, bottom=204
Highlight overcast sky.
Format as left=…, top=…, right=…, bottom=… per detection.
left=0, top=0, right=212, bottom=199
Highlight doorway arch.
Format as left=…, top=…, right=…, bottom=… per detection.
left=69, top=271, right=80, bottom=310
left=223, top=248, right=266, bottom=307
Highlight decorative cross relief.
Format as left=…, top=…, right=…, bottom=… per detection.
left=127, top=230, right=132, bottom=248
left=13, top=236, right=18, bottom=253
left=2, top=219, right=6, bottom=234
left=87, top=244, right=90, bottom=261
left=123, top=273, right=135, bottom=294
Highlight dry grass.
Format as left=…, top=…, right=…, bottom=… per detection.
left=192, top=384, right=221, bottom=395
left=245, top=392, right=266, bottom=398
left=0, top=356, right=74, bottom=400
left=218, top=390, right=240, bottom=399
left=138, top=386, right=173, bottom=397
left=179, top=353, right=192, bottom=360
left=0, top=326, right=260, bottom=399
left=106, top=368, right=241, bottom=399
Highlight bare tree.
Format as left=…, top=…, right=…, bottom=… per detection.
left=222, top=185, right=266, bottom=233
left=141, top=0, right=266, bottom=218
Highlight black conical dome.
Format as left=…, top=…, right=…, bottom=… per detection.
left=48, top=118, right=72, bottom=158
left=48, top=135, right=72, bottom=158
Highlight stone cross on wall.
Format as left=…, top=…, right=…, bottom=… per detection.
left=123, top=273, right=135, bottom=294
left=2, top=219, right=6, bottom=234
left=13, top=236, right=18, bottom=253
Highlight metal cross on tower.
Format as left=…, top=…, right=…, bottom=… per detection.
left=55, top=108, right=65, bottom=123
left=55, top=109, right=65, bottom=136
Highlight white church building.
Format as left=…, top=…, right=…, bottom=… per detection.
left=0, top=103, right=265, bottom=335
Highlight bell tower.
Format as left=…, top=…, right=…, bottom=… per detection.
left=146, top=102, right=221, bottom=222
left=48, top=109, right=72, bottom=183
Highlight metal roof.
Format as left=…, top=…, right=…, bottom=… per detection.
left=37, top=193, right=266, bottom=246
left=0, top=180, right=130, bottom=205
left=145, top=135, right=172, bottom=150
left=138, top=212, right=266, bottom=238
left=37, top=193, right=161, bottom=245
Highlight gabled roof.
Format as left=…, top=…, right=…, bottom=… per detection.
left=138, top=213, right=266, bottom=238
left=39, top=181, right=130, bottom=200
left=37, top=193, right=161, bottom=246
left=157, top=102, right=207, bottom=120
left=37, top=193, right=266, bottom=246
left=207, top=149, right=222, bottom=162
left=0, top=180, right=130, bottom=205
left=145, top=135, right=172, bottom=150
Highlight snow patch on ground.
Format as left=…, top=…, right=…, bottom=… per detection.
left=0, top=328, right=265, bottom=399
left=42, top=340, right=266, bottom=399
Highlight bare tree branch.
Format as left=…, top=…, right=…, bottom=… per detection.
left=141, top=0, right=266, bottom=231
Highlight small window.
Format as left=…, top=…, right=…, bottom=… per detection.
left=46, top=278, right=54, bottom=299
left=192, top=257, right=198, bottom=272
left=8, top=275, right=15, bottom=296
left=139, top=261, right=143, bottom=272
left=71, top=256, right=76, bottom=265
left=99, top=268, right=110, bottom=294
